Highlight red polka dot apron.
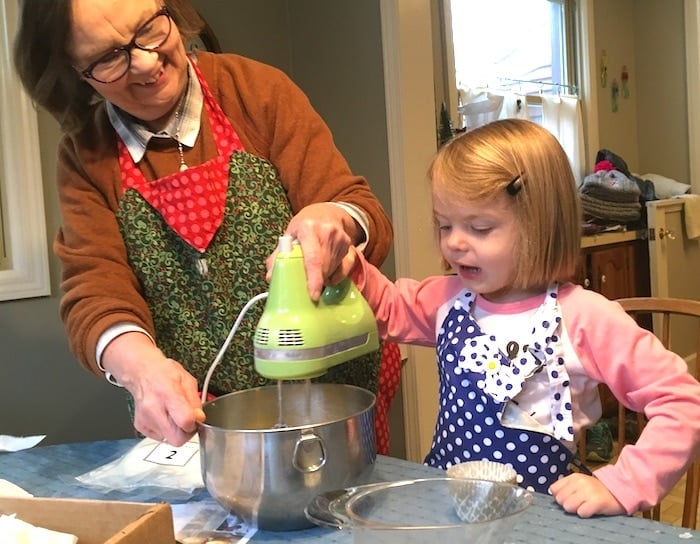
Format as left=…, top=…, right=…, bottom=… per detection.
left=426, top=284, right=576, bottom=492
left=376, top=341, right=402, bottom=455
left=118, top=64, right=243, bottom=254
left=114, top=61, right=381, bottom=400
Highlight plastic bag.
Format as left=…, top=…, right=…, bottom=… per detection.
left=75, top=437, right=203, bottom=497
left=172, top=500, right=257, bottom=543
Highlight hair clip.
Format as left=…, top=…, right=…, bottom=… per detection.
left=506, top=173, right=524, bottom=196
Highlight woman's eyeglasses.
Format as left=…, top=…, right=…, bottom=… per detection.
left=78, top=7, right=172, bottom=84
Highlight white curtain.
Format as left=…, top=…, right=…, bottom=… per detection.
left=458, top=89, right=505, bottom=131
left=540, top=94, right=585, bottom=185
left=458, top=87, right=585, bottom=184
left=499, top=93, right=530, bottom=121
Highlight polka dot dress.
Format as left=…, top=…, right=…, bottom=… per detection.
left=425, top=285, right=575, bottom=492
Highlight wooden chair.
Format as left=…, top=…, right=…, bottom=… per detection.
left=580, top=297, right=700, bottom=528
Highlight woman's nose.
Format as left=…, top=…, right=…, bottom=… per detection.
left=129, top=48, right=160, bottom=74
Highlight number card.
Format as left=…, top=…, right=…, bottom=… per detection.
left=144, top=439, right=199, bottom=466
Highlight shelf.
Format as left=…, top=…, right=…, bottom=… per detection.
left=581, top=229, right=646, bottom=249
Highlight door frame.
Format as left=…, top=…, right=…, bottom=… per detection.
left=686, top=0, right=700, bottom=194
left=379, top=0, right=442, bottom=462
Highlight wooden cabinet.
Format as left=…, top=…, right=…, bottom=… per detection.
left=577, top=239, right=650, bottom=300
left=576, top=235, right=651, bottom=417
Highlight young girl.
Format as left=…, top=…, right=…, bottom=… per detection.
left=343, top=119, right=700, bottom=518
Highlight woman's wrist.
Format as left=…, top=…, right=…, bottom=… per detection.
left=100, top=330, right=159, bottom=387
left=330, top=202, right=368, bottom=249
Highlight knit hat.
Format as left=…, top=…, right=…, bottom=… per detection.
left=595, top=148, right=632, bottom=178
left=578, top=170, right=641, bottom=223
left=579, top=194, right=641, bottom=223
left=579, top=170, right=641, bottom=203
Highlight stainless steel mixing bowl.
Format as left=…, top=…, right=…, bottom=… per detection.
left=198, top=382, right=376, bottom=531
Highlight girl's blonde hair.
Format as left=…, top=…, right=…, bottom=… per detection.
left=429, top=118, right=581, bottom=290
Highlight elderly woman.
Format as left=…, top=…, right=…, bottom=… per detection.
left=13, top=0, right=393, bottom=446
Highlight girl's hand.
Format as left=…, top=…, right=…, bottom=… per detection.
left=549, top=472, right=626, bottom=518
left=334, top=245, right=362, bottom=282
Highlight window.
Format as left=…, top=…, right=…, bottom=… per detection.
left=440, top=0, right=579, bottom=126
left=0, top=0, right=50, bottom=300
left=438, top=0, right=585, bottom=181
left=451, top=0, right=578, bottom=98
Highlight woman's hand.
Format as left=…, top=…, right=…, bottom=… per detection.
left=101, top=332, right=206, bottom=446
left=549, top=472, right=626, bottom=518
left=266, top=203, right=363, bottom=300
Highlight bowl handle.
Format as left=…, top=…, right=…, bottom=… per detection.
left=293, top=431, right=327, bottom=473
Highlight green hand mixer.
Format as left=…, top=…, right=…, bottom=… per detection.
left=253, top=235, right=379, bottom=380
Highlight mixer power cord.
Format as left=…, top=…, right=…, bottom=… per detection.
left=200, top=291, right=269, bottom=404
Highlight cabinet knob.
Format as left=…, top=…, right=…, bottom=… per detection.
left=600, top=274, right=607, bottom=284
left=583, top=278, right=590, bottom=288
left=658, top=228, right=676, bottom=240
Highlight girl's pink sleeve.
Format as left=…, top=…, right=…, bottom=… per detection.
left=350, top=251, right=463, bottom=346
left=561, top=286, right=700, bottom=514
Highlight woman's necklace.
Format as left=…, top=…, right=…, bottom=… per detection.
left=172, top=74, right=190, bottom=172
left=174, top=103, right=188, bottom=172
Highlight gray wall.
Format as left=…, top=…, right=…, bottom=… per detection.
left=0, top=113, right=134, bottom=445
left=194, top=0, right=394, bottom=276
left=593, top=0, right=688, bottom=181
left=0, top=1, right=397, bottom=450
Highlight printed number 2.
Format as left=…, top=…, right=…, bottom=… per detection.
left=144, top=441, right=198, bottom=466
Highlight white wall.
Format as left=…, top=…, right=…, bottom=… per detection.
left=593, top=0, right=688, bottom=182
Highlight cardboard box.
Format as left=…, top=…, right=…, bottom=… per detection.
left=0, top=497, right=174, bottom=543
